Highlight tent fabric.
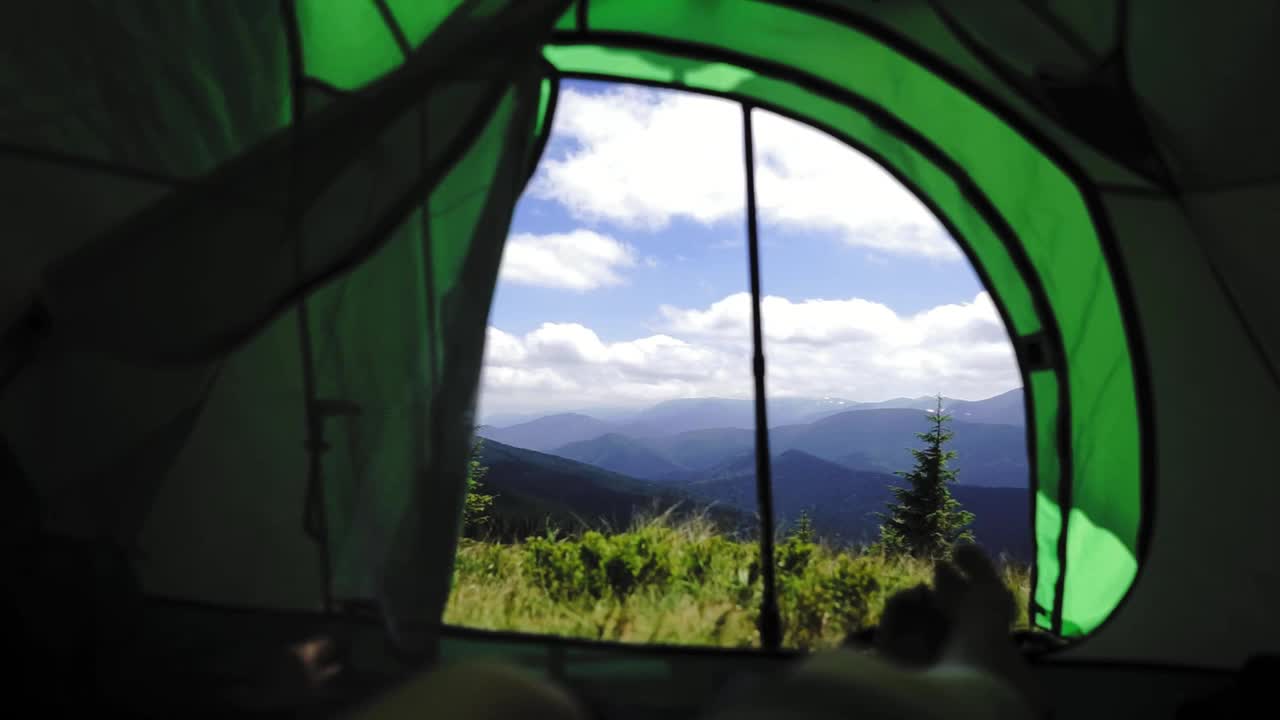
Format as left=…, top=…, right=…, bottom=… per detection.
left=2, top=0, right=1279, bottom=676
left=0, top=0, right=568, bottom=655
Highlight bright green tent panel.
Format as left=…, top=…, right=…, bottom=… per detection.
left=543, top=0, right=1142, bottom=636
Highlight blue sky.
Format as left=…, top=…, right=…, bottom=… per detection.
left=479, top=81, right=1018, bottom=420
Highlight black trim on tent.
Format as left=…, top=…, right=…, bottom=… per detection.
left=524, top=62, right=562, bottom=187
left=1015, top=333, right=1053, bottom=372
left=1013, top=0, right=1099, bottom=63
left=281, top=0, right=335, bottom=614
left=826, top=0, right=1158, bottom=643
left=303, top=77, right=349, bottom=99
left=552, top=1, right=1162, bottom=644
left=576, top=0, right=589, bottom=34
left=1056, top=0, right=1158, bottom=624
left=741, top=104, right=782, bottom=653
left=372, top=0, right=413, bottom=56
left=560, top=69, right=1054, bottom=634
left=696, top=6, right=1155, bottom=634
left=927, top=3, right=1171, bottom=189
left=761, top=0, right=1160, bottom=191
left=766, top=0, right=1169, bottom=192
left=619, top=7, right=1155, bottom=606
left=1050, top=394, right=1073, bottom=635
left=552, top=34, right=1075, bottom=632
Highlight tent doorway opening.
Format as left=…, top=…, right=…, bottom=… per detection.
left=449, top=80, right=1031, bottom=650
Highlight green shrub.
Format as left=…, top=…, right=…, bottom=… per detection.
left=447, top=511, right=1030, bottom=649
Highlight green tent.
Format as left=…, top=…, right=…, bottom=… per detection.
left=2, top=0, right=1277, bottom=714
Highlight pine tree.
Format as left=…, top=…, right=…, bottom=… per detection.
left=879, top=394, right=975, bottom=559
left=463, top=436, right=496, bottom=536
left=789, top=509, right=816, bottom=545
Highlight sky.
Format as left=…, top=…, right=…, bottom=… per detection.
left=477, top=80, right=1019, bottom=422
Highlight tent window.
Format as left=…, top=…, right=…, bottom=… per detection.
left=448, top=80, right=1032, bottom=650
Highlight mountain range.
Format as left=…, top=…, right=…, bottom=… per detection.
left=680, top=449, right=1030, bottom=558
left=476, top=438, right=1031, bottom=561
left=480, top=388, right=1024, bottom=438
left=479, top=389, right=1028, bottom=489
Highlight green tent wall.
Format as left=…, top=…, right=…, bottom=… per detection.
left=2, top=0, right=1278, bottom=686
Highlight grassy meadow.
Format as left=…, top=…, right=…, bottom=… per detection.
left=445, top=512, right=1031, bottom=649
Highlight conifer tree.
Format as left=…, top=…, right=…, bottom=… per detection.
left=463, top=436, right=496, bottom=535
left=879, top=395, right=974, bottom=559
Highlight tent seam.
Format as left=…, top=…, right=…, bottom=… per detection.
left=1111, top=0, right=1280, bottom=391
left=758, top=0, right=1160, bottom=191
left=280, top=0, right=335, bottom=615
left=371, top=0, right=413, bottom=56
left=1014, top=0, right=1101, bottom=62
left=0, top=142, right=186, bottom=187
left=924, top=0, right=1172, bottom=191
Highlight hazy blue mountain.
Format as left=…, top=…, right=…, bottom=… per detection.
left=768, top=397, right=863, bottom=425
left=683, top=449, right=1031, bottom=560
left=477, top=439, right=1029, bottom=560
left=793, top=390, right=1025, bottom=426
left=619, top=398, right=754, bottom=436
left=477, top=413, right=614, bottom=452
left=615, top=396, right=883, bottom=436
left=552, top=433, right=686, bottom=479
left=478, top=411, right=543, bottom=428
left=477, top=439, right=746, bottom=537
left=627, top=407, right=1028, bottom=487
left=643, top=427, right=755, bottom=470
left=770, top=409, right=1028, bottom=488
left=947, top=388, right=1025, bottom=426
left=484, top=389, right=1023, bottom=443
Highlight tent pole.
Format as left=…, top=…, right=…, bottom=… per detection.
left=742, top=104, right=782, bottom=652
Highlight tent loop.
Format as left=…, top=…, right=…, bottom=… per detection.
left=1015, top=332, right=1055, bottom=372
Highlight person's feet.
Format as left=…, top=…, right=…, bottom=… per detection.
left=934, top=545, right=1041, bottom=712
left=871, top=545, right=1040, bottom=712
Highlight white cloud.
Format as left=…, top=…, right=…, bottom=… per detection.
left=534, top=87, right=745, bottom=228
left=525, top=322, right=609, bottom=364
left=484, top=327, right=527, bottom=365
left=499, top=230, right=637, bottom=291
left=532, top=86, right=959, bottom=260
left=479, top=291, right=1017, bottom=416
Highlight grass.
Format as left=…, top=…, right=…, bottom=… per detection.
left=445, top=512, right=1031, bottom=649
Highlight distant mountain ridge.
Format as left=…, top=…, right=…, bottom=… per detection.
left=682, top=449, right=1030, bottom=559
left=476, top=440, right=1030, bottom=561
left=552, top=433, right=685, bottom=479
left=478, top=412, right=613, bottom=452
left=476, top=438, right=749, bottom=537
left=480, top=388, right=1024, bottom=442
left=476, top=389, right=1028, bottom=489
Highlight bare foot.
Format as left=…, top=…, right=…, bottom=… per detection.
left=933, top=545, right=1041, bottom=713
